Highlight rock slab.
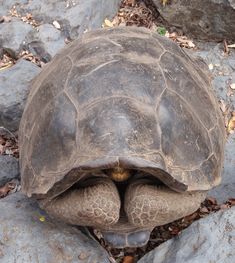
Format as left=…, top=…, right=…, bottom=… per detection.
left=138, top=207, right=235, bottom=263
left=209, top=133, right=235, bottom=203
left=0, top=155, right=19, bottom=185
left=0, top=59, right=41, bottom=131
left=191, top=43, right=235, bottom=203
left=0, top=0, right=121, bottom=59
left=0, top=192, right=110, bottom=263
left=152, top=0, right=235, bottom=41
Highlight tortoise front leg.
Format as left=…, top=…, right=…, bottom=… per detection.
left=39, top=178, right=121, bottom=227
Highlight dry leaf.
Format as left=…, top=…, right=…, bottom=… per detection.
left=230, top=83, right=235, bottom=90
left=227, top=198, right=235, bottom=206
left=220, top=204, right=228, bottom=210
left=227, top=114, right=235, bottom=133
left=103, top=18, right=114, bottom=28
left=123, top=256, right=134, bottom=263
left=161, top=0, right=169, bottom=6
left=208, top=64, right=214, bottom=70
left=200, top=207, right=209, bottom=213
left=206, top=197, right=217, bottom=205
left=53, top=20, right=61, bottom=29
left=0, top=182, right=16, bottom=198
left=219, top=99, right=227, bottom=113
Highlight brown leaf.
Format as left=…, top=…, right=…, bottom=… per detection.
left=200, top=207, right=209, bottom=213
left=183, top=212, right=198, bottom=222
left=220, top=204, right=229, bottom=210
left=123, top=256, right=134, bottom=263
left=0, top=182, right=15, bottom=198
left=206, top=197, right=217, bottom=205
left=219, top=99, right=228, bottom=114
left=227, top=198, right=235, bottom=206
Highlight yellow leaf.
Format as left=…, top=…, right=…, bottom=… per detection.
left=39, top=216, right=45, bottom=222
left=103, top=18, right=114, bottom=28
left=0, top=64, right=13, bottom=71
left=227, top=113, right=235, bottom=134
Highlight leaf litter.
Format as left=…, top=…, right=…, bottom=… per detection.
left=103, top=0, right=196, bottom=49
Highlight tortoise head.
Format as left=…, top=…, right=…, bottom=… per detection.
left=38, top=167, right=206, bottom=248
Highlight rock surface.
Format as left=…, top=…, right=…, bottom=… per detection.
left=0, top=18, right=32, bottom=57
left=0, top=192, right=110, bottom=263
left=0, top=59, right=41, bottom=131
left=191, top=43, right=235, bottom=203
left=0, top=155, right=19, bottom=185
left=138, top=207, right=235, bottom=263
left=152, top=0, right=235, bottom=41
left=209, top=133, right=235, bottom=203
left=0, top=0, right=121, bottom=59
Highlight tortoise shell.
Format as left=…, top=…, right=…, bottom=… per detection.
left=19, top=27, right=225, bottom=198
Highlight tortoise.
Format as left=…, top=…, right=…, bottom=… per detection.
left=19, top=26, right=225, bottom=248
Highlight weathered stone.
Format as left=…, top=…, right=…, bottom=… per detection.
left=25, top=23, right=65, bottom=62
left=0, top=0, right=121, bottom=60
left=0, top=17, right=33, bottom=57
left=138, top=207, right=235, bottom=263
left=189, top=44, right=235, bottom=203
left=194, top=43, right=235, bottom=107
left=0, top=155, right=19, bottom=185
left=0, top=59, right=41, bottom=131
left=152, top=0, right=235, bottom=41
left=209, top=133, right=235, bottom=203
left=0, top=192, right=110, bottom=263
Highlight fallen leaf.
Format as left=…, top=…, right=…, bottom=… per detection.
left=220, top=204, right=229, bottom=209
left=102, top=18, right=114, bottom=28
left=53, top=20, right=61, bottom=29
left=39, top=216, right=45, bottom=222
left=0, top=182, right=16, bottom=198
left=206, top=197, right=217, bottom=205
left=161, top=0, right=169, bottom=6
left=200, top=207, right=209, bottom=213
left=219, top=99, right=228, bottom=113
left=227, top=198, right=235, bottom=206
left=208, top=63, right=214, bottom=70
left=123, top=256, right=134, bottom=263
left=227, top=113, right=235, bottom=133
left=230, top=83, right=235, bottom=90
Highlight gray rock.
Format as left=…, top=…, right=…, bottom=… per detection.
left=0, top=18, right=33, bottom=57
left=209, top=134, right=235, bottom=203
left=0, top=59, right=41, bottom=131
left=138, top=207, right=235, bottom=263
left=196, top=44, right=235, bottom=107
left=0, top=155, right=19, bottom=185
left=0, top=192, right=110, bottom=262
left=25, top=23, right=66, bottom=62
left=152, top=0, right=235, bottom=41
left=1, top=0, right=121, bottom=60
left=189, top=44, right=235, bottom=203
